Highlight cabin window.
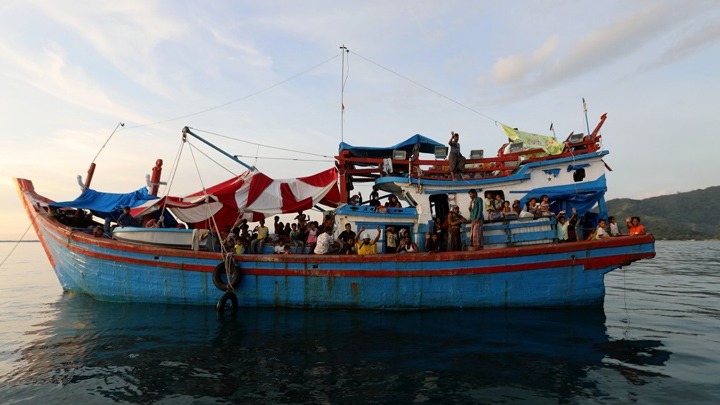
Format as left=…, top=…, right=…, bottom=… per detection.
left=573, top=168, right=586, bottom=182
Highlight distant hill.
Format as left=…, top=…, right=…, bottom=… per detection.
left=606, top=185, right=720, bottom=240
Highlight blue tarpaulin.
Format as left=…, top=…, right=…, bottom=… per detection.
left=518, top=176, right=608, bottom=221
left=339, top=134, right=444, bottom=158
left=50, top=187, right=158, bottom=219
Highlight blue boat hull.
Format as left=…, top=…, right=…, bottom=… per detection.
left=33, top=213, right=653, bottom=309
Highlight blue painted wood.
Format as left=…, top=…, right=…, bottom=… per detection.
left=36, top=216, right=656, bottom=309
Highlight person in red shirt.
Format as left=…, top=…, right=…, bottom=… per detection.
left=625, top=216, right=646, bottom=235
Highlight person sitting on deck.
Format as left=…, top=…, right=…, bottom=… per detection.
left=512, top=200, right=523, bottom=217
left=626, top=216, right=646, bottom=235
left=356, top=226, right=381, bottom=255
left=337, top=223, right=357, bottom=255
left=369, top=186, right=380, bottom=207
left=250, top=218, right=269, bottom=254
left=608, top=216, right=621, bottom=236
left=484, top=191, right=494, bottom=221
left=315, top=226, right=341, bottom=254
left=539, top=195, right=552, bottom=216
left=396, top=235, right=419, bottom=253
left=527, top=197, right=540, bottom=217
left=234, top=238, right=245, bottom=254
left=305, top=222, right=318, bottom=254
left=92, top=225, right=104, bottom=238
left=385, top=195, right=402, bottom=208
left=501, top=200, right=514, bottom=219
left=289, top=223, right=305, bottom=252
left=117, top=206, right=134, bottom=228
left=342, top=237, right=357, bottom=254
left=490, top=194, right=504, bottom=221
left=590, top=218, right=610, bottom=240
left=425, top=232, right=442, bottom=253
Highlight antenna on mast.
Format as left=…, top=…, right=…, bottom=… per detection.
left=340, top=45, right=349, bottom=142
left=582, top=98, right=590, bottom=135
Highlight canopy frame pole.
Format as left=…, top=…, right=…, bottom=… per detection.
left=182, top=127, right=255, bottom=171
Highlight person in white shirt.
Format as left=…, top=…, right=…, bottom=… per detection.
left=591, top=218, right=610, bottom=240
left=608, top=216, right=621, bottom=236
left=556, top=208, right=577, bottom=242
left=314, top=226, right=340, bottom=254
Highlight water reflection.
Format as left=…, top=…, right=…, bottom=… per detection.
left=4, top=293, right=672, bottom=403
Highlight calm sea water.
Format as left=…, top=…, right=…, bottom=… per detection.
left=0, top=241, right=718, bottom=404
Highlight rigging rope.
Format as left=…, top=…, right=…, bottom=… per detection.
left=124, top=54, right=339, bottom=130
left=155, top=138, right=187, bottom=224
left=189, top=128, right=335, bottom=159
left=232, top=155, right=333, bottom=162
left=350, top=50, right=501, bottom=125
left=91, top=122, right=125, bottom=163
left=187, top=140, right=227, bottom=255
left=187, top=140, right=240, bottom=177
left=0, top=213, right=38, bottom=270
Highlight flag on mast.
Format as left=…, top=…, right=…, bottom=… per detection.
left=549, top=122, right=554, bottom=132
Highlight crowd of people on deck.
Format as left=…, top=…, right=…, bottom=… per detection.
left=216, top=187, right=648, bottom=256
left=50, top=186, right=646, bottom=256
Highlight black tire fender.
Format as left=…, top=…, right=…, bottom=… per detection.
left=216, top=291, right=238, bottom=313
left=212, top=260, right=241, bottom=291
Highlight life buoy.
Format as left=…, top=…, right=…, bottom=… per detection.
left=216, top=291, right=238, bottom=313
left=212, top=260, right=241, bottom=291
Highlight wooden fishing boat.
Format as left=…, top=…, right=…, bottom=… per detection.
left=14, top=115, right=655, bottom=310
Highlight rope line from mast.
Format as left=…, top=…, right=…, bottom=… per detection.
left=186, top=140, right=241, bottom=178
left=350, top=50, right=500, bottom=125
left=189, top=127, right=335, bottom=159
left=0, top=213, right=38, bottom=270
left=124, top=54, right=340, bottom=130
left=91, top=122, right=125, bottom=163
left=187, top=139, right=228, bottom=256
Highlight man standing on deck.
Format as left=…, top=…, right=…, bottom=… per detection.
left=468, top=189, right=483, bottom=249
left=448, top=131, right=466, bottom=180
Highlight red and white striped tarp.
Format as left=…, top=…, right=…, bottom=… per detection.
left=131, top=167, right=340, bottom=228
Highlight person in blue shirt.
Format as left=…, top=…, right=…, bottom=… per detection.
left=117, top=206, right=134, bottom=228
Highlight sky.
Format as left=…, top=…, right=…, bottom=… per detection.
left=1, top=0, right=719, bottom=239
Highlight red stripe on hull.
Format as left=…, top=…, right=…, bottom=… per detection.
left=17, top=177, right=656, bottom=280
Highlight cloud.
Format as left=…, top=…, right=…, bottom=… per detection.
left=204, top=27, right=273, bottom=68
left=492, top=35, right=558, bottom=84
left=486, top=1, right=718, bottom=99
left=0, top=40, right=153, bottom=125
left=641, top=19, right=720, bottom=71
left=24, top=1, right=187, bottom=98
